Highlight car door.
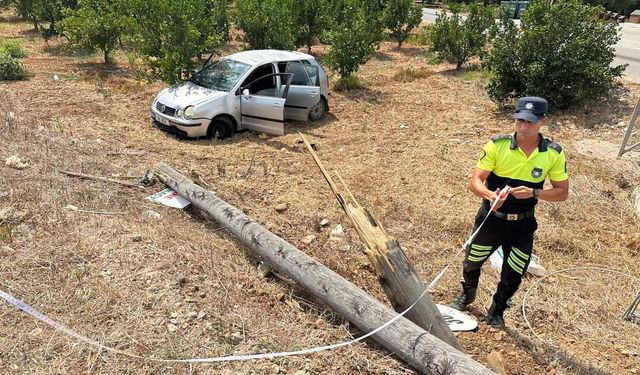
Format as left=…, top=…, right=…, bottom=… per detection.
left=240, top=73, right=292, bottom=136
left=282, top=62, right=321, bottom=121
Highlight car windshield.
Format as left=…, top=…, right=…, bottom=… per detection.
left=189, top=59, right=251, bottom=92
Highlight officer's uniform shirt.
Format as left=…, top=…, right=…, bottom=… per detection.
left=476, top=133, right=568, bottom=214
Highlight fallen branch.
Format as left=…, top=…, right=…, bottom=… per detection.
left=59, top=170, right=141, bottom=188
left=156, top=162, right=493, bottom=375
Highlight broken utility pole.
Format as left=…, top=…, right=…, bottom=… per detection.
left=299, top=133, right=461, bottom=350
left=156, top=163, right=493, bottom=375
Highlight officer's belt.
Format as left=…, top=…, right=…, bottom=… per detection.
left=483, top=208, right=535, bottom=221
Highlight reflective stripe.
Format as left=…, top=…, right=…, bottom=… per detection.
left=507, top=258, right=523, bottom=274
left=509, top=253, right=526, bottom=268
left=512, top=246, right=530, bottom=261
left=468, top=255, right=488, bottom=262
left=471, top=244, right=492, bottom=251
left=470, top=249, right=490, bottom=256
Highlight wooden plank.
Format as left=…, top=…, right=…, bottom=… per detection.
left=156, top=163, right=493, bottom=375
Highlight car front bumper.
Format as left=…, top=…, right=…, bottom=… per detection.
left=149, top=108, right=208, bottom=138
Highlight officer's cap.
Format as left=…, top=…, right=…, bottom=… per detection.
left=513, top=96, right=548, bottom=123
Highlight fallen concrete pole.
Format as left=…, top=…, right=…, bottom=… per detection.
left=156, top=163, right=493, bottom=375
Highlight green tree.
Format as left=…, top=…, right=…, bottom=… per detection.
left=59, top=0, right=130, bottom=63
left=383, top=0, right=422, bottom=49
left=583, top=0, right=640, bottom=17
left=292, top=0, right=330, bottom=53
left=233, top=0, right=296, bottom=50
left=485, top=0, right=625, bottom=109
left=324, top=0, right=384, bottom=80
left=125, top=0, right=226, bottom=83
left=429, top=3, right=493, bottom=69
left=14, top=0, right=77, bottom=38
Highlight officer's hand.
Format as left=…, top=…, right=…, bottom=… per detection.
left=510, top=186, right=533, bottom=199
left=492, top=188, right=509, bottom=211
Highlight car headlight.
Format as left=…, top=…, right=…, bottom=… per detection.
left=184, top=106, right=195, bottom=119
left=176, top=109, right=183, bottom=117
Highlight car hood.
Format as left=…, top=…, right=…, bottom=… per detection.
left=156, top=81, right=226, bottom=108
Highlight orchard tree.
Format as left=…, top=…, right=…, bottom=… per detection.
left=324, top=0, right=384, bottom=80
left=292, top=0, right=331, bottom=53
left=59, top=0, right=130, bottom=63
left=485, top=0, right=625, bottom=108
left=233, top=0, right=296, bottom=50
left=383, top=0, right=422, bottom=49
left=430, top=3, right=493, bottom=69
left=125, top=0, right=227, bottom=83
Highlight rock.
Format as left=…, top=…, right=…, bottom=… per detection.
left=230, top=332, right=243, bottom=344
left=5, top=155, right=28, bottom=170
left=64, top=205, right=79, bottom=211
left=258, top=262, right=272, bottom=277
left=486, top=351, right=507, bottom=375
left=186, top=311, right=198, bottom=320
left=175, top=272, right=187, bottom=285
left=197, top=311, right=207, bottom=320
left=320, top=219, right=330, bottom=227
left=275, top=203, right=288, bottom=212
left=330, top=224, right=344, bottom=238
left=167, top=323, right=178, bottom=332
left=199, top=292, right=206, bottom=298
left=143, top=210, right=162, bottom=220
left=53, top=74, right=59, bottom=80
left=494, top=331, right=506, bottom=341
left=275, top=292, right=285, bottom=301
left=301, top=234, right=316, bottom=245
left=314, top=318, right=326, bottom=329
left=129, top=234, right=143, bottom=242
left=258, top=133, right=268, bottom=139
left=293, top=370, right=307, bottom=375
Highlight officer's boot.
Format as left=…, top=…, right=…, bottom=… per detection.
left=484, top=301, right=506, bottom=328
left=449, top=288, right=476, bottom=311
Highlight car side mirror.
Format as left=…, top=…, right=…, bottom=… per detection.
left=242, top=89, right=250, bottom=98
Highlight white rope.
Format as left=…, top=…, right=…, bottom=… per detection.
left=0, top=186, right=511, bottom=363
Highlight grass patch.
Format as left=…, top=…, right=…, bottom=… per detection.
left=0, top=39, right=27, bottom=58
left=406, top=26, right=430, bottom=46
left=333, top=75, right=365, bottom=92
left=460, top=65, right=492, bottom=82
left=393, top=65, right=432, bottom=83
left=425, top=51, right=443, bottom=65
left=43, top=42, right=97, bottom=59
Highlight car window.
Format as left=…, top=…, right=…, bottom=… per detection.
left=241, top=64, right=275, bottom=89
left=285, top=62, right=319, bottom=86
left=189, top=59, right=251, bottom=92
left=245, top=73, right=291, bottom=98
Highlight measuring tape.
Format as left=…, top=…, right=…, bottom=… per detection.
left=0, top=186, right=510, bottom=363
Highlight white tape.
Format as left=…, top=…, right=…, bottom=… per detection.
left=0, top=188, right=506, bottom=363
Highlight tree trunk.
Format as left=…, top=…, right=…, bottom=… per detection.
left=156, top=163, right=493, bottom=375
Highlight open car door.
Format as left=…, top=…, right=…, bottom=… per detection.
left=283, top=62, right=321, bottom=121
left=240, top=73, right=292, bottom=136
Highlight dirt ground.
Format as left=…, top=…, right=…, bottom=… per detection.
left=1, top=12, right=640, bottom=375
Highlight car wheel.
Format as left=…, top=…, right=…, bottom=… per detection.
left=308, top=98, right=326, bottom=122
left=207, top=117, right=234, bottom=139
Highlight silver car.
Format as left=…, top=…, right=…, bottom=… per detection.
left=150, top=50, right=329, bottom=138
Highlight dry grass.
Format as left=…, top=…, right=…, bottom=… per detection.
left=1, top=12, right=640, bottom=375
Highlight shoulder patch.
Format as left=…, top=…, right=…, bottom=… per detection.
left=547, top=140, right=562, bottom=153
left=491, top=134, right=512, bottom=143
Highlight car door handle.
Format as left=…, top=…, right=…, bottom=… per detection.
left=309, top=92, right=317, bottom=96
left=273, top=103, right=281, bottom=107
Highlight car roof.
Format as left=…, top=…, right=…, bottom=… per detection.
left=224, top=50, right=314, bottom=66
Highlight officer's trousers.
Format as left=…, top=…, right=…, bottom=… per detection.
left=461, top=208, right=537, bottom=310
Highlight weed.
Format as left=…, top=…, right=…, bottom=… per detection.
left=406, top=26, right=431, bottom=46
left=216, top=161, right=226, bottom=177
left=333, top=75, right=364, bottom=92
left=0, top=224, right=13, bottom=243
left=393, top=65, right=432, bottom=83
left=436, top=143, right=449, bottom=159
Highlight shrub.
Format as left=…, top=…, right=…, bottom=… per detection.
left=485, top=0, right=625, bottom=109
left=233, top=0, right=296, bottom=50
left=429, top=3, right=493, bottom=69
left=406, top=26, right=431, bottom=46
left=324, top=0, right=384, bottom=79
left=0, top=40, right=27, bottom=58
left=0, top=51, right=30, bottom=81
left=383, top=0, right=423, bottom=48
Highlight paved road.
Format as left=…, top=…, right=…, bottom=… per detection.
left=422, top=8, right=640, bottom=82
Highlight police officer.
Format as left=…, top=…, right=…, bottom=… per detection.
left=450, top=96, right=569, bottom=327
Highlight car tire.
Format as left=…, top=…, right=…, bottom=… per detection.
left=308, top=98, right=327, bottom=122
left=207, top=117, right=234, bottom=139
